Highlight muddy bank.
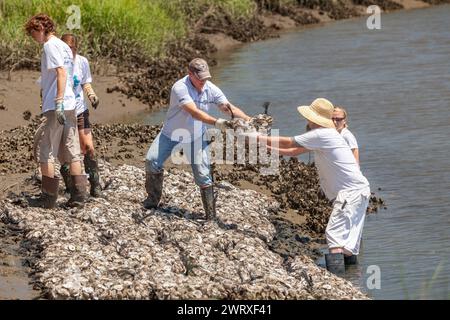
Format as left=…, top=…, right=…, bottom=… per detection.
left=0, top=222, right=40, bottom=300
left=0, top=70, right=151, bottom=131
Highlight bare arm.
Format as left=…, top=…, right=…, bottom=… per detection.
left=218, top=102, right=251, bottom=121
left=182, top=101, right=218, bottom=125
left=257, top=135, right=300, bottom=149
left=55, top=67, right=66, bottom=100
left=267, top=144, right=309, bottom=157
left=352, top=148, right=360, bottom=164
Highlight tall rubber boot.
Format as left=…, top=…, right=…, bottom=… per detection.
left=344, top=255, right=358, bottom=265
left=143, top=171, right=164, bottom=209
left=59, top=163, right=72, bottom=194
left=84, top=153, right=102, bottom=197
left=39, top=176, right=59, bottom=209
left=325, top=253, right=345, bottom=275
left=200, top=185, right=216, bottom=220
left=67, top=175, right=87, bottom=208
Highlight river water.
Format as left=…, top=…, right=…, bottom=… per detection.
left=142, top=5, right=450, bottom=299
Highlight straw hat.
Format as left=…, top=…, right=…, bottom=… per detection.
left=297, top=98, right=336, bottom=128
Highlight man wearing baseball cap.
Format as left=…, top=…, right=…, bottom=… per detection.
left=249, top=98, right=370, bottom=274
left=144, top=58, right=251, bottom=220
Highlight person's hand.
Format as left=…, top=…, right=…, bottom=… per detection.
left=88, top=94, right=99, bottom=109
left=55, top=100, right=66, bottom=125
left=214, top=118, right=232, bottom=130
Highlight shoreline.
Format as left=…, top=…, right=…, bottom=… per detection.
left=0, top=1, right=440, bottom=300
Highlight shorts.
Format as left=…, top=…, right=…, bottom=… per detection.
left=325, top=186, right=371, bottom=255
left=36, top=110, right=81, bottom=164
left=77, top=109, right=91, bottom=130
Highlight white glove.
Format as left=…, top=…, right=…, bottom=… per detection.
left=55, top=100, right=66, bottom=125
left=214, top=118, right=232, bottom=130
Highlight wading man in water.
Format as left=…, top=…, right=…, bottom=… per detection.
left=246, top=98, right=370, bottom=273
left=144, top=58, right=251, bottom=219
left=25, top=14, right=86, bottom=208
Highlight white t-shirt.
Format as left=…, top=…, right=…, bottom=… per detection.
left=40, top=36, right=76, bottom=113
left=294, top=127, right=369, bottom=200
left=161, top=75, right=228, bottom=143
left=73, top=55, right=93, bottom=116
left=341, top=127, right=358, bottom=150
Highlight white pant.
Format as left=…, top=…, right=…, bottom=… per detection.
left=325, top=187, right=370, bottom=255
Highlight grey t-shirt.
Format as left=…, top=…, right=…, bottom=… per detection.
left=161, top=75, right=228, bottom=143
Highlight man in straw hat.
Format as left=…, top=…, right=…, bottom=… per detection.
left=144, top=58, right=251, bottom=219
left=245, top=98, right=370, bottom=274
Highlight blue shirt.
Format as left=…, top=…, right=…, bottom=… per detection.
left=161, top=75, right=228, bottom=143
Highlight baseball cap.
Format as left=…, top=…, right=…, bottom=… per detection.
left=188, top=58, right=211, bottom=81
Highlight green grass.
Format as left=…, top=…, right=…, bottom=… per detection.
left=0, top=0, right=257, bottom=70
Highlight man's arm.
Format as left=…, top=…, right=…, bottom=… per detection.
left=182, top=101, right=218, bottom=125
left=267, top=145, right=309, bottom=157
left=218, top=102, right=251, bottom=121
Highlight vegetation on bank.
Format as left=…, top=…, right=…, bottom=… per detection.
left=0, top=0, right=257, bottom=70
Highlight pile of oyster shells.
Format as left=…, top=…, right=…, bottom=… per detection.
left=1, top=162, right=367, bottom=300
left=230, top=114, right=273, bottom=135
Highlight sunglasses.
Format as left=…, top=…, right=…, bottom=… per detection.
left=332, top=117, right=345, bottom=122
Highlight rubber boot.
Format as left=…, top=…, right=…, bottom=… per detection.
left=325, top=253, right=345, bottom=275
left=84, top=153, right=102, bottom=197
left=344, top=255, right=358, bottom=265
left=200, top=185, right=216, bottom=220
left=143, top=171, right=164, bottom=209
left=39, top=176, right=59, bottom=209
left=59, top=163, right=72, bottom=194
left=67, top=175, right=87, bottom=208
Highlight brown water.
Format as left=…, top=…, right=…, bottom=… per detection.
left=144, top=5, right=450, bottom=299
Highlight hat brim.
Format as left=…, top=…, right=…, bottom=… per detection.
left=196, top=71, right=212, bottom=81
left=297, top=105, right=335, bottom=128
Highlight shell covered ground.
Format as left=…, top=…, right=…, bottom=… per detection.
left=1, top=163, right=368, bottom=300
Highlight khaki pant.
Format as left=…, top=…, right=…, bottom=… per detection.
left=35, top=110, right=81, bottom=164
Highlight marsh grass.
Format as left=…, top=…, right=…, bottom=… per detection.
left=0, top=0, right=257, bottom=70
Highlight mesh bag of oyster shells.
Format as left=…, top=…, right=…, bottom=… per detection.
left=0, top=162, right=367, bottom=300
left=230, top=114, right=273, bottom=135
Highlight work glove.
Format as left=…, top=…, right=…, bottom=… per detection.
left=88, top=94, right=99, bottom=109
left=55, top=100, right=66, bottom=125
left=214, top=118, right=232, bottom=130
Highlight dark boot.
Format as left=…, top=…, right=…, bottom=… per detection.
left=59, top=163, right=72, bottom=194
left=200, top=185, right=216, bottom=220
left=344, top=255, right=358, bottom=265
left=84, top=153, right=102, bottom=197
left=325, top=253, right=345, bottom=275
left=67, top=175, right=87, bottom=208
left=143, top=171, right=164, bottom=209
left=39, top=175, right=59, bottom=209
